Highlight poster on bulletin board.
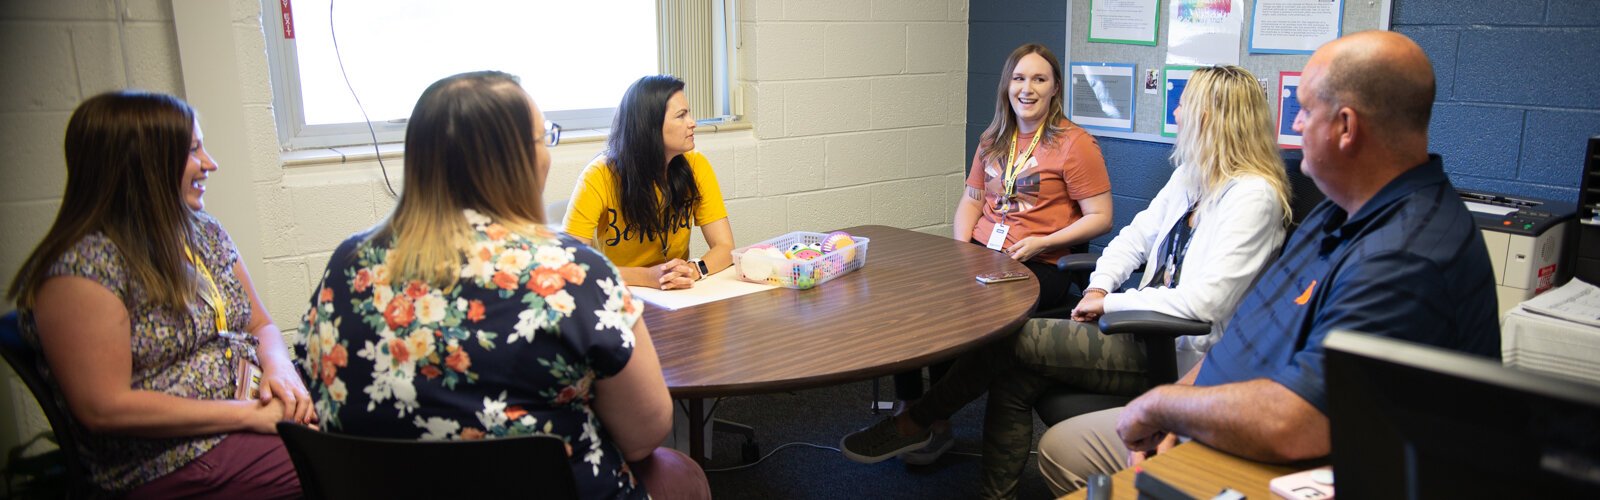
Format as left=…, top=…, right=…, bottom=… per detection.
left=1161, top=65, right=1200, bottom=137
left=1088, top=0, right=1160, bottom=46
left=1250, top=0, right=1345, bottom=54
left=1069, top=62, right=1137, bottom=132
left=1277, top=71, right=1302, bottom=148
left=1166, top=0, right=1245, bottom=65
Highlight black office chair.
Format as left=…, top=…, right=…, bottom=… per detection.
left=276, top=422, right=579, bottom=499
left=0, top=310, right=98, bottom=498
left=1036, top=152, right=1324, bottom=425
left=1033, top=243, right=1095, bottom=319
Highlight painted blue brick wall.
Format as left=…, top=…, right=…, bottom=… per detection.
left=1394, top=0, right=1600, bottom=203
left=966, top=1, right=1068, bottom=167
left=1454, top=30, right=1600, bottom=109
left=1394, top=0, right=1546, bottom=26
left=1548, top=0, right=1600, bottom=25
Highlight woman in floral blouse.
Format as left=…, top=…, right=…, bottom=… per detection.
left=298, top=71, right=708, bottom=499
left=8, top=91, right=310, bottom=497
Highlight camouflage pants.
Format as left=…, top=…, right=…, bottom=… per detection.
left=907, top=318, right=1148, bottom=500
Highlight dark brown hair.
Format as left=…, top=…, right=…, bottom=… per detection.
left=9, top=90, right=200, bottom=311
left=605, top=75, right=700, bottom=245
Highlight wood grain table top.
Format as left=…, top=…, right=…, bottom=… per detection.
left=643, top=225, right=1039, bottom=399
left=1061, top=442, right=1303, bottom=500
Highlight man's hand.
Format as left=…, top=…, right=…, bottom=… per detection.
left=1117, top=389, right=1169, bottom=453
left=1128, top=432, right=1179, bottom=467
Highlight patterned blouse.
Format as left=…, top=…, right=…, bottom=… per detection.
left=298, top=209, right=646, bottom=499
left=19, top=213, right=248, bottom=492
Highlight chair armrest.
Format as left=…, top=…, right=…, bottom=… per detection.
left=1056, top=253, right=1099, bottom=273
left=1098, top=310, right=1212, bottom=339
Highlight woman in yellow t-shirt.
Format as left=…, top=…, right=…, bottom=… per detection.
left=564, top=75, right=733, bottom=290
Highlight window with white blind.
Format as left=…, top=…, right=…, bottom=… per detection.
left=262, top=0, right=737, bottom=150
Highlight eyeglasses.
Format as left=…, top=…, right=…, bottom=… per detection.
left=539, top=120, right=561, bottom=147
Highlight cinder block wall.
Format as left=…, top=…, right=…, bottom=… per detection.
left=0, top=0, right=187, bottom=467
left=1394, top=0, right=1600, bottom=202
left=0, top=0, right=971, bottom=462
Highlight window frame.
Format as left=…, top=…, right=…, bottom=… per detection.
left=260, top=0, right=739, bottom=152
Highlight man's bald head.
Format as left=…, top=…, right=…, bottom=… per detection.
left=1309, top=31, right=1436, bottom=147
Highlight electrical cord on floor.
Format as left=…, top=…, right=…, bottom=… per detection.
left=703, top=442, right=840, bottom=472
left=701, top=443, right=1036, bottom=473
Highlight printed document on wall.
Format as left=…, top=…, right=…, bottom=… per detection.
left=1250, top=0, right=1344, bottom=54
left=1277, top=72, right=1302, bottom=148
left=1089, top=0, right=1160, bottom=46
left=1070, top=63, right=1137, bottom=131
left=1165, top=0, right=1244, bottom=65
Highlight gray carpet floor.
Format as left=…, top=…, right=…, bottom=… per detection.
left=698, top=378, right=1056, bottom=499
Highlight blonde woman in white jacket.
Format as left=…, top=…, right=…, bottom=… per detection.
left=1042, top=64, right=1293, bottom=395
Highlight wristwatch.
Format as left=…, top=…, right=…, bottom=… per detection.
left=690, top=258, right=709, bottom=280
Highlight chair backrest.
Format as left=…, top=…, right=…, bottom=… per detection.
left=0, top=310, right=93, bottom=493
left=1281, top=151, right=1327, bottom=228
left=545, top=198, right=569, bottom=232
left=276, top=422, right=580, bottom=499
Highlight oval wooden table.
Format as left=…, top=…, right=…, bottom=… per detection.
left=642, top=225, right=1040, bottom=462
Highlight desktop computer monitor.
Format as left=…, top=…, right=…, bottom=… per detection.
left=1324, top=330, right=1600, bottom=499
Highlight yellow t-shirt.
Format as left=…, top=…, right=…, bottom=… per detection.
left=564, top=150, right=729, bottom=268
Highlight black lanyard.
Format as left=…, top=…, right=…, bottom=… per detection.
left=1147, top=203, right=1197, bottom=289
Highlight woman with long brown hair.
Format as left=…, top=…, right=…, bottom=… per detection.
left=8, top=91, right=310, bottom=497
left=297, top=71, right=708, bottom=499
left=564, top=75, right=733, bottom=290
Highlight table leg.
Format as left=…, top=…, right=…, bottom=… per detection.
left=688, top=398, right=707, bottom=465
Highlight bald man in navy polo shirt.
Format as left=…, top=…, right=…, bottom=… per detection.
left=1036, top=30, right=1501, bottom=494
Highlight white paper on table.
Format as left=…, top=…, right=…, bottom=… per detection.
left=627, top=267, right=779, bottom=311
left=1249, top=0, right=1344, bottom=55
left=1166, top=0, right=1245, bottom=66
left=1520, top=279, right=1600, bottom=328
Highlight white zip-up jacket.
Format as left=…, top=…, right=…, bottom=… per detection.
left=1091, top=164, right=1288, bottom=372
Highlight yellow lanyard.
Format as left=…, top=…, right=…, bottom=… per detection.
left=184, top=244, right=229, bottom=337
left=1000, top=128, right=1045, bottom=215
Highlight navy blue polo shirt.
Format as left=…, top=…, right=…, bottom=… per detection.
left=1195, top=155, right=1500, bottom=413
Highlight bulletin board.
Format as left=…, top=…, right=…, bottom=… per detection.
left=1065, top=0, right=1391, bottom=143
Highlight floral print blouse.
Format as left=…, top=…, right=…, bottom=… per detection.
left=298, top=209, right=646, bottom=499
left=19, top=213, right=247, bottom=492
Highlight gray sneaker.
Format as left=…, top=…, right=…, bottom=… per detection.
left=840, top=417, right=932, bottom=464
left=898, top=425, right=954, bottom=465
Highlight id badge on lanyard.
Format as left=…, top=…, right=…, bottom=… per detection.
left=986, top=222, right=1010, bottom=250
left=989, top=129, right=1042, bottom=252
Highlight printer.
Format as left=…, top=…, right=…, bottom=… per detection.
left=1460, top=190, right=1577, bottom=316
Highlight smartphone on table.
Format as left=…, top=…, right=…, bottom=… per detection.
left=976, top=271, right=1030, bottom=284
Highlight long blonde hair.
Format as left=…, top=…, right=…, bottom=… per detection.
left=978, top=44, right=1075, bottom=167
left=9, top=91, right=201, bottom=311
left=371, top=71, right=547, bottom=288
left=1170, top=65, right=1292, bottom=225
